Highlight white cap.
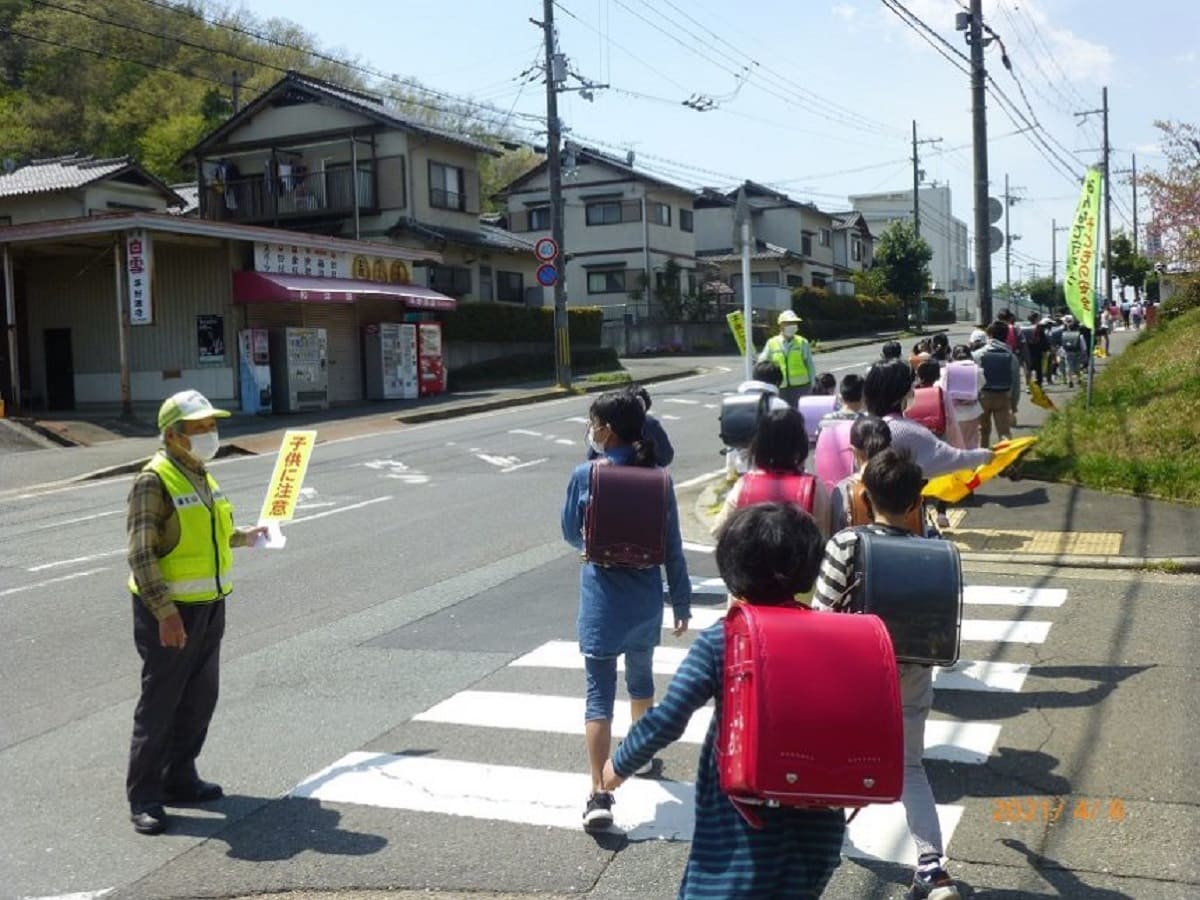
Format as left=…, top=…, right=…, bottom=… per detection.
left=157, top=390, right=230, bottom=431
left=970, top=328, right=988, bottom=345
left=778, top=309, right=802, bottom=325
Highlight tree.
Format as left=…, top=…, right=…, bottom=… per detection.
left=1025, top=275, right=1065, bottom=310
left=1109, top=231, right=1152, bottom=300
left=480, top=145, right=540, bottom=214
left=1142, top=120, right=1200, bottom=269
left=874, top=221, right=932, bottom=325
left=851, top=265, right=888, bottom=298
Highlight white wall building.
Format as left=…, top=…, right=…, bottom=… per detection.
left=849, top=185, right=976, bottom=320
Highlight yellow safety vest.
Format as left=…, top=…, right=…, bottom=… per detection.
left=764, top=334, right=812, bottom=388
left=128, top=452, right=235, bottom=603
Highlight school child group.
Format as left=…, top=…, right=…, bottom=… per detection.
left=562, top=327, right=999, bottom=899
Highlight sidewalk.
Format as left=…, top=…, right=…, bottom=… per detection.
left=682, top=326, right=1200, bottom=570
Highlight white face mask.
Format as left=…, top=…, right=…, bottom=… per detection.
left=782, top=325, right=799, bottom=338
left=587, top=426, right=606, bottom=455
left=187, top=430, right=220, bottom=462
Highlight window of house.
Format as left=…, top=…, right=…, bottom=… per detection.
left=679, top=209, right=694, bottom=232
left=751, top=271, right=780, bottom=285
left=496, top=270, right=524, bottom=303
left=429, top=161, right=466, bottom=211
left=585, top=199, right=639, bottom=225
left=587, top=269, right=627, bottom=293
left=801, top=234, right=813, bottom=256
left=819, top=228, right=831, bottom=247
left=650, top=202, right=671, bottom=226
left=812, top=272, right=829, bottom=288
left=852, top=238, right=863, bottom=261
left=428, top=264, right=472, bottom=297
left=528, top=206, right=550, bottom=231
left=786, top=274, right=804, bottom=288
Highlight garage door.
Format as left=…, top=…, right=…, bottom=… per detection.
left=300, top=304, right=361, bottom=405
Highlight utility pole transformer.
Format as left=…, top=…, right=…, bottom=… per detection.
left=967, top=0, right=993, bottom=325
left=541, top=0, right=571, bottom=389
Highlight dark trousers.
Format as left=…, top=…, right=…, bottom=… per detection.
left=779, top=385, right=810, bottom=408
left=127, top=596, right=225, bottom=807
left=1028, top=348, right=1045, bottom=386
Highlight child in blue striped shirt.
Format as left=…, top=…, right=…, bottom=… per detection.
left=603, top=503, right=845, bottom=899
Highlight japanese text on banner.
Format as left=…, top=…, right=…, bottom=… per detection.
left=1064, top=168, right=1102, bottom=326
left=726, top=310, right=753, bottom=357
left=258, top=430, right=317, bottom=523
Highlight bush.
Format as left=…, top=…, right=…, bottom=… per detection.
left=446, top=346, right=619, bottom=390
left=440, top=304, right=602, bottom=345
left=1160, top=277, right=1200, bottom=322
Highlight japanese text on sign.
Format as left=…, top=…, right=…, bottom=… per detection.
left=258, top=430, right=317, bottom=523
left=127, top=230, right=153, bottom=325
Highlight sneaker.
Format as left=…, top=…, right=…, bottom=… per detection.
left=909, top=864, right=961, bottom=900
left=583, top=791, right=614, bottom=832
left=935, top=512, right=950, bottom=529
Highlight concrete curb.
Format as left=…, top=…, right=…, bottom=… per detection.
left=0, top=416, right=64, bottom=449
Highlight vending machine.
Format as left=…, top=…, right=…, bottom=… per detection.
left=363, top=322, right=418, bottom=400
left=238, top=328, right=272, bottom=414
left=416, top=322, right=447, bottom=396
left=268, top=326, right=329, bottom=412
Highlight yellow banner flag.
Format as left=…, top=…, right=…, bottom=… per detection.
left=726, top=310, right=752, bottom=357
left=258, top=429, right=317, bottom=523
left=1064, top=168, right=1102, bottom=327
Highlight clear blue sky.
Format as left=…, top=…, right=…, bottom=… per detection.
left=237, top=0, right=1197, bottom=285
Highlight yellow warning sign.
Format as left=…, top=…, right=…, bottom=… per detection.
left=258, top=429, right=317, bottom=523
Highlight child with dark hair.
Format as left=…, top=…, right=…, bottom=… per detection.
left=602, top=503, right=845, bottom=899
left=826, top=414, right=892, bottom=530
left=864, top=360, right=992, bottom=479
left=813, top=372, right=837, bottom=396
left=588, top=386, right=675, bottom=466
left=881, top=340, right=903, bottom=361
left=712, top=407, right=830, bottom=540
left=814, top=449, right=962, bottom=900
left=562, top=390, right=691, bottom=832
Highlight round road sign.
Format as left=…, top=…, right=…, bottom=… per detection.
left=536, top=263, right=559, bottom=287
left=534, top=237, right=559, bottom=261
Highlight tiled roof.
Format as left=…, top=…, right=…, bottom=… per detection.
left=697, top=240, right=800, bottom=264
left=170, top=182, right=200, bottom=216
left=388, top=216, right=534, bottom=253
left=0, top=154, right=133, bottom=199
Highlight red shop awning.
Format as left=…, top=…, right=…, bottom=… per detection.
left=232, top=271, right=457, bottom=311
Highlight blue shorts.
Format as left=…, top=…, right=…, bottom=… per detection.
left=583, top=649, right=655, bottom=721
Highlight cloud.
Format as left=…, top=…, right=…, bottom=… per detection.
left=832, top=3, right=857, bottom=20
left=1172, top=51, right=1197, bottom=65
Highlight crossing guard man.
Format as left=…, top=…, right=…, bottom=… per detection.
left=125, top=390, right=266, bottom=835
left=757, top=309, right=814, bottom=407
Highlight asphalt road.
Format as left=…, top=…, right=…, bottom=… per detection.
left=2, top=330, right=1197, bottom=900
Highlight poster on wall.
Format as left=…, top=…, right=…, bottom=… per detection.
left=127, top=230, right=153, bottom=325
left=253, top=241, right=411, bottom=285
left=197, top=314, right=225, bottom=364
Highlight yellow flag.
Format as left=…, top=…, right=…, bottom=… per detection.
left=1064, top=168, right=1102, bottom=327
left=1028, top=380, right=1056, bottom=411
left=726, top=310, right=751, bottom=357
left=923, top=437, right=1039, bottom=503
left=258, top=429, right=317, bottom=523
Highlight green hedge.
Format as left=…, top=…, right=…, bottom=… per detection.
left=440, top=304, right=603, bottom=345
left=1161, top=277, right=1200, bottom=322
left=447, top=346, right=619, bottom=390
left=791, top=287, right=902, bottom=322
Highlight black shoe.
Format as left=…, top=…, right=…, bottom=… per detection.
left=582, top=791, right=615, bottom=832
left=130, top=804, right=168, bottom=835
left=163, top=778, right=223, bottom=804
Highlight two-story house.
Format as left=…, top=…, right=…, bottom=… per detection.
left=499, top=146, right=699, bottom=319
left=830, top=210, right=874, bottom=290
left=694, top=181, right=852, bottom=312
left=185, top=71, right=540, bottom=306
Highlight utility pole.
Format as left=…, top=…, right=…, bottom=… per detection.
left=1050, top=218, right=1068, bottom=304
left=539, top=0, right=571, bottom=388
left=911, top=121, right=941, bottom=330
left=965, top=0, right=993, bottom=325
left=1003, top=173, right=1022, bottom=301
left=231, top=70, right=241, bottom=115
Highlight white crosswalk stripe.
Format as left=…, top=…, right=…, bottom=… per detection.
left=289, top=572, right=1067, bottom=866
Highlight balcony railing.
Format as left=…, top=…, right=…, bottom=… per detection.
left=205, top=166, right=376, bottom=223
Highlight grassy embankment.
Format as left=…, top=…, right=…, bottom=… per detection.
left=1027, top=306, right=1200, bottom=503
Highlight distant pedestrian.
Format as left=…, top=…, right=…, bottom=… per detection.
left=1060, top=316, right=1085, bottom=388
left=945, top=346, right=985, bottom=451
left=757, top=310, right=814, bottom=406
left=603, top=503, right=844, bottom=900
left=930, top=332, right=951, bottom=364
left=972, top=322, right=1022, bottom=445
left=125, top=390, right=267, bottom=836
left=1130, top=301, right=1144, bottom=330
left=812, top=372, right=837, bottom=396
left=1024, top=314, right=1049, bottom=387
left=1120, top=299, right=1131, bottom=329
left=562, top=390, right=691, bottom=833
left=880, top=340, right=904, bottom=363
left=724, top=361, right=791, bottom=478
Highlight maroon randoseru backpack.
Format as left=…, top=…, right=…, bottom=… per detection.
left=584, top=464, right=670, bottom=568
